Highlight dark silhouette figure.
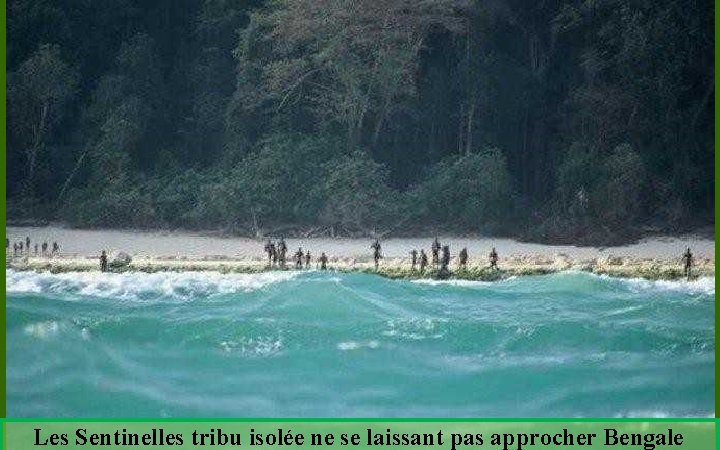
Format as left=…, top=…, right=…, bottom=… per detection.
left=270, top=243, right=277, bottom=266
left=431, top=237, right=441, bottom=269
left=441, top=245, right=450, bottom=271
left=52, top=242, right=59, bottom=255
left=13, top=243, right=18, bottom=257
left=26, top=236, right=30, bottom=252
left=100, top=250, right=108, bottom=272
left=34, top=243, right=38, bottom=256
left=682, top=247, right=693, bottom=280
left=19, top=242, right=23, bottom=255
left=278, top=237, right=287, bottom=268
left=410, top=249, right=418, bottom=271
left=458, top=247, right=468, bottom=270
left=318, top=252, right=328, bottom=270
left=294, top=248, right=304, bottom=269
left=42, top=242, right=48, bottom=256
left=304, top=251, right=311, bottom=269
left=435, top=245, right=451, bottom=279
left=264, top=240, right=274, bottom=266
left=371, top=239, right=382, bottom=269
left=489, top=247, right=499, bottom=270
left=419, top=250, right=428, bottom=274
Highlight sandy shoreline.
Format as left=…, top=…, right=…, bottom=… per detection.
left=7, top=252, right=715, bottom=282
left=6, top=226, right=715, bottom=281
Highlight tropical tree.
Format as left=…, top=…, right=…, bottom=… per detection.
left=8, top=44, right=78, bottom=195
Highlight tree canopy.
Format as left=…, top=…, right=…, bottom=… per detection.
left=7, top=0, right=714, bottom=244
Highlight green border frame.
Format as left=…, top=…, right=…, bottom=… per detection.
left=715, top=0, right=719, bottom=420
left=0, top=0, right=716, bottom=437
left=1, top=0, right=7, bottom=419
left=2, top=418, right=716, bottom=423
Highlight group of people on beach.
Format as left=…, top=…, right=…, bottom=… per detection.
left=404, top=238, right=499, bottom=275
left=7, top=236, right=59, bottom=257
left=9, top=234, right=695, bottom=280
left=264, top=237, right=329, bottom=270
left=404, top=239, right=696, bottom=279
left=258, top=237, right=501, bottom=275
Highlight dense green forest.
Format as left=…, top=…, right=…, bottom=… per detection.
left=7, top=0, right=714, bottom=244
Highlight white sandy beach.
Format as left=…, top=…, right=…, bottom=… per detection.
left=6, top=226, right=714, bottom=260
left=5, top=226, right=714, bottom=281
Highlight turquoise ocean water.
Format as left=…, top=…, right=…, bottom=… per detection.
left=6, top=269, right=714, bottom=417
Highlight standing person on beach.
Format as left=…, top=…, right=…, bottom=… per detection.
left=42, top=242, right=48, bottom=256
left=18, top=242, right=23, bottom=255
left=419, top=250, right=428, bottom=273
left=264, top=240, right=274, bottom=266
left=26, top=237, right=30, bottom=252
left=304, top=251, right=311, bottom=269
left=441, top=245, right=450, bottom=272
left=318, top=252, right=328, bottom=270
left=13, top=242, right=17, bottom=257
left=294, top=248, right=304, bottom=269
left=489, top=247, right=499, bottom=270
left=431, top=238, right=441, bottom=269
left=410, top=249, right=418, bottom=271
left=458, top=247, right=468, bottom=271
left=371, top=239, right=382, bottom=269
left=270, top=242, right=277, bottom=267
left=100, top=250, right=108, bottom=272
left=278, top=237, right=287, bottom=268
left=52, top=242, right=59, bottom=255
left=682, top=247, right=693, bottom=279
left=34, top=243, right=38, bottom=256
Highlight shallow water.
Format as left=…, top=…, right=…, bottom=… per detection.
left=6, top=269, right=714, bottom=417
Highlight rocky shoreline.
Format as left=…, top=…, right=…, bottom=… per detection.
left=6, top=253, right=714, bottom=281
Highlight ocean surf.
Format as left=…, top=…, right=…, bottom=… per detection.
left=6, top=269, right=714, bottom=417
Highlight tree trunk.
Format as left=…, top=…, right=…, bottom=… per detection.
left=465, top=23, right=473, bottom=156
left=26, top=102, right=49, bottom=194
left=466, top=97, right=476, bottom=156
left=690, top=78, right=713, bottom=130
left=371, top=96, right=391, bottom=146
left=457, top=104, right=465, bottom=155
left=522, top=103, right=530, bottom=192
left=56, top=149, right=88, bottom=204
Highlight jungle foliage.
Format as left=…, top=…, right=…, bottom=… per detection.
left=7, top=0, right=714, bottom=243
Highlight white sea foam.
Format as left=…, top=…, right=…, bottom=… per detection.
left=382, top=318, right=447, bottom=341
left=219, top=336, right=283, bottom=357
left=411, top=275, right=518, bottom=287
left=80, top=327, right=91, bottom=341
left=337, top=340, right=379, bottom=351
left=6, top=269, right=298, bottom=300
left=412, top=279, right=493, bottom=287
left=23, top=321, right=60, bottom=339
left=546, top=271, right=715, bottom=296
left=440, top=352, right=576, bottom=374
left=8, top=273, right=45, bottom=293
left=411, top=270, right=714, bottom=296
left=604, top=305, right=645, bottom=317
left=608, top=275, right=715, bottom=296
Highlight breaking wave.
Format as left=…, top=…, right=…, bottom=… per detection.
left=6, top=269, right=298, bottom=301
left=6, top=268, right=714, bottom=417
